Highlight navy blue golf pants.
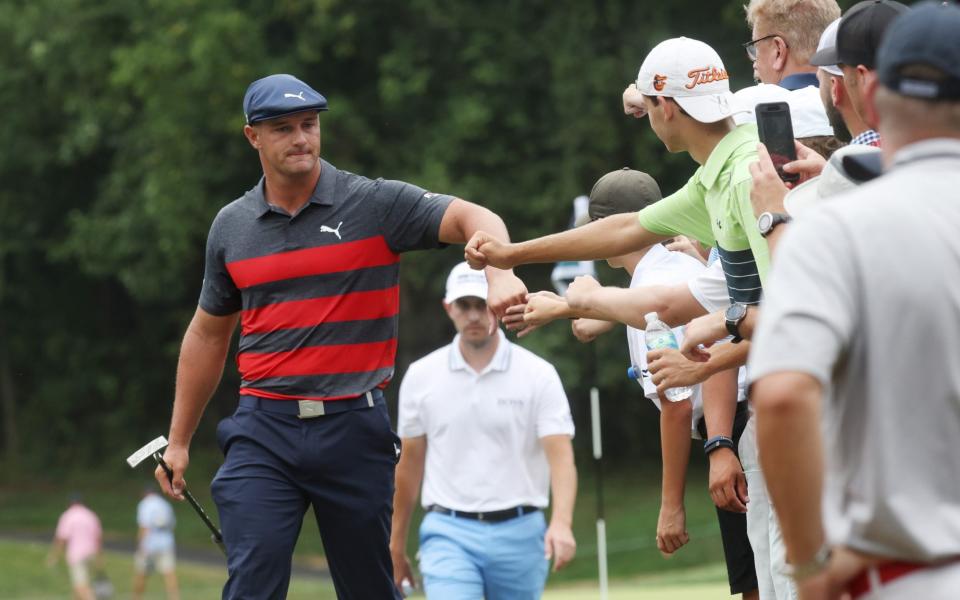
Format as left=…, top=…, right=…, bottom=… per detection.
left=210, top=393, right=402, bottom=600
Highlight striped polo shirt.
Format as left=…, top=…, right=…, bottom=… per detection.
left=637, top=124, right=770, bottom=305
left=199, top=159, right=453, bottom=401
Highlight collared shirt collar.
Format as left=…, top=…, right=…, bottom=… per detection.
left=850, top=130, right=882, bottom=148
left=448, top=329, right=511, bottom=375
left=699, top=124, right=758, bottom=189
left=778, top=73, right=819, bottom=91
left=891, top=138, right=960, bottom=169
left=252, top=159, right=339, bottom=218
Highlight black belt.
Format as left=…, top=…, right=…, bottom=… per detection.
left=427, top=504, right=540, bottom=523
left=239, top=389, right=384, bottom=418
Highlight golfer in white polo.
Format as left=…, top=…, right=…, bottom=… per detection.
left=390, top=262, right=577, bottom=599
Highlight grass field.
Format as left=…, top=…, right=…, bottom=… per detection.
left=1, top=462, right=735, bottom=597
left=0, top=539, right=730, bottom=599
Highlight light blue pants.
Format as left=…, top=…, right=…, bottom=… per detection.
left=418, top=510, right=549, bottom=599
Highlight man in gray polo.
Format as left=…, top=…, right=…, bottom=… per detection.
left=750, top=4, right=960, bottom=598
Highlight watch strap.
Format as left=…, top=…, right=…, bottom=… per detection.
left=703, top=435, right=736, bottom=456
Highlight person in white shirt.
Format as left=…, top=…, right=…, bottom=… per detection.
left=390, top=262, right=577, bottom=599
left=133, top=486, right=179, bottom=600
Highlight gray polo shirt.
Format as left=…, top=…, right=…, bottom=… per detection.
left=199, top=159, right=453, bottom=401
left=748, top=139, right=960, bottom=561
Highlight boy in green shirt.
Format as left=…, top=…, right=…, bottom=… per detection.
left=466, top=36, right=768, bottom=306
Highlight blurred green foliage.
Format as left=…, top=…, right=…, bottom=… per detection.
left=0, top=0, right=863, bottom=477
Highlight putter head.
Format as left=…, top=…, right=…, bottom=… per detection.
left=126, top=436, right=169, bottom=468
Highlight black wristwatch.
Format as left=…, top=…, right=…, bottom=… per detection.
left=725, top=303, right=748, bottom=343
left=758, top=211, right=792, bottom=238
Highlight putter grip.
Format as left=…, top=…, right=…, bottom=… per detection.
left=153, top=452, right=226, bottom=554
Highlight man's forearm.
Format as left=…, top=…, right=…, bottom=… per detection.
left=739, top=307, right=758, bottom=340
left=168, top=320, right=235, bottom=448
left=391, top=437, right=425, bottom=552
left=700, top=367, right=739, bottom=438
left=754, top=373, right=826, bottom=564
left=510, top=213, right=668, bottom=265
left=660, top=401, right=693, bottom=507
left=542, top=435, right=577, bottom=526
left=702, top=341, right=750, bottom=378
left=567, top=284, right=707, bottom=331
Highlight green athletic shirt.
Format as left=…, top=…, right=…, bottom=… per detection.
left=637, top=123, right=769, bottom=305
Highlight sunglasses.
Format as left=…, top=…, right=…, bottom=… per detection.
left=742, top=34, right=787, bottom=61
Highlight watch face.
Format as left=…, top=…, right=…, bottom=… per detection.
left=726, top=303, right=747, bottom=321
left=758, top=212, right=773, bottom=234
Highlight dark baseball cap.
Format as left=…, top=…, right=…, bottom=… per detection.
left=243, top=74, right=329, bottom=125
left=810, top=0, right=909, bottom=71
left=877, top=2, right=960, bottom=100
left=586, top=168, right=662, bottom=222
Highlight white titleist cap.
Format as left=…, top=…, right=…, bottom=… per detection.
left=444, top=262, right=488, bottom=303
left=784, top=144, right=882, bottom=218
left=636, top=37, right=747, bottom=123
left=814, top=19, right=843, bottom=77
left=733, top=84, right=833, bottom=137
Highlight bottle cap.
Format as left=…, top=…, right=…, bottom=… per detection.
left=644, top=312, right=658, bottom=324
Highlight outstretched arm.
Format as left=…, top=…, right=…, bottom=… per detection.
left=565, top=275, right=708, bottom=329
left=465, top=213, right=670, bottom=270
left=439, top=199, right=527, bottom=321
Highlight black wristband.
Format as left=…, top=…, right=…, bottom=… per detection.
left=703, top=435, right=735, bottom=456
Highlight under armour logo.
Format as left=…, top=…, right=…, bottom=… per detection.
left=320, top=221, right=343, bottom=240
left=394, top=443, right=401, bottom=459
left=284, top=91, right=306, bottom=101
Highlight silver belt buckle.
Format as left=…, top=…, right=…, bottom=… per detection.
left=297, top=400, right=325, bottom=419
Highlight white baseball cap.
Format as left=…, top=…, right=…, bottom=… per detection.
left=784, top=144, right=882, bottom=218
left=814, top=19, right=843, bottom=77
left=636, top=37, right=747, bottom=123
left=443, top=262, right=488, bottom=303
left=733, top=84, right=833, bottom=137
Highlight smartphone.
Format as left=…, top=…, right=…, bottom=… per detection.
left=755, top=102, right=799, bottom=184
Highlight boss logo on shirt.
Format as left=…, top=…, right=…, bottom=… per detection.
left=497, top=397, right=525, bottom=408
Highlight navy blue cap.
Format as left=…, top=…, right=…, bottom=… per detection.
left=811, top=1, right=909, bottom=70
left=243, top=74, right=328, bottom=125
left=877, top=2, right=960, bottom=100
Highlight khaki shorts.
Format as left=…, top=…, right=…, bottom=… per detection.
left=134, top=549, right=176, bottom=574
left=68, top=559, right=92, bottom=587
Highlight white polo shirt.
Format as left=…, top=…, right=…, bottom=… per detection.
left=398, top=330, right=574, bottom=512
left=625, top=245, right=706, bottom=437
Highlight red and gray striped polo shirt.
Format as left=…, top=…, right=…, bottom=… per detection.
left=199, top=159, right=453, bottom=401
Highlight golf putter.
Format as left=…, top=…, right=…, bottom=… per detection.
left=127, top=436, right=226, bottom=556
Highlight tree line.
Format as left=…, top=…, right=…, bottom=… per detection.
left=0, top=0, right=854, bottom=478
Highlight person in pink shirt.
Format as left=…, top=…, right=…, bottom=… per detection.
left=47, top=494, right=103, bottom=600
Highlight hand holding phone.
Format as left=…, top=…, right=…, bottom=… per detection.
left=755, top=102, right=799, bottom=184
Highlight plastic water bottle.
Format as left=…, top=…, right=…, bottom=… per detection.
left=644, top=312, right=693, bottom=402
